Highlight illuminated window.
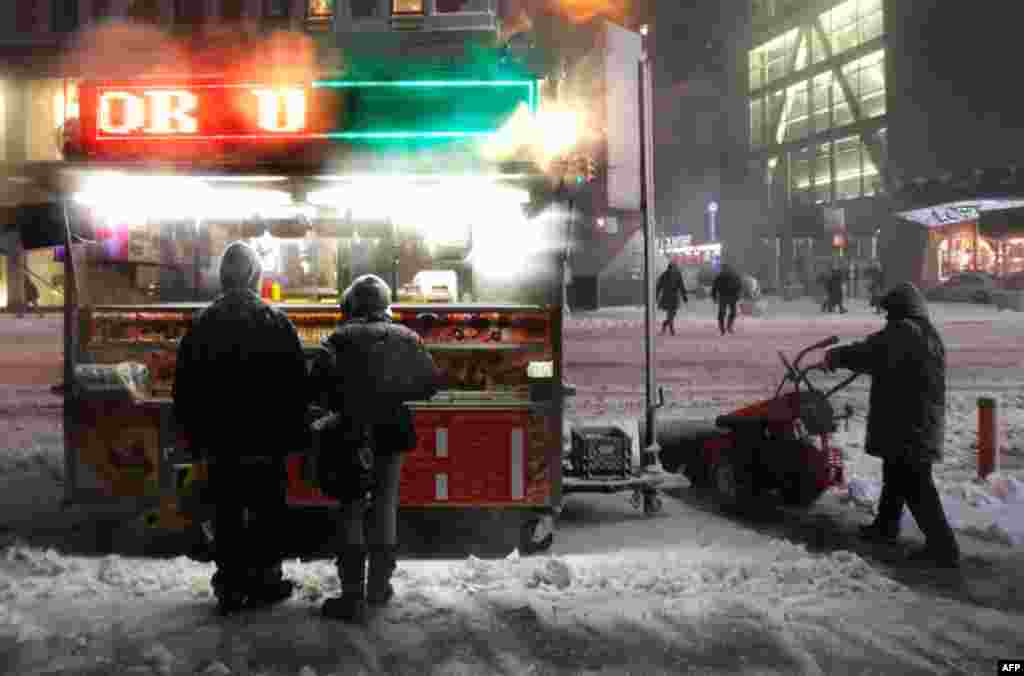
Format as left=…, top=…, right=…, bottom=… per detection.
left=814, top=142, right=832, bottom=204
left=792, top=146, right=811, bottom=196
left=782, top=81, right=809, bottom=142
left=819, top=0, right=884, bottom=59
left=307, top=0, right=334, bottom=18
left=842, top=49, right=886, bottom=119
left=834, top=135, right=861, bottom=200
left=811, top=72, right=832, bottom=134
left=749, top=27, right=801, bottom=92
left=392, top=0, right=424, bottom=15
left=750, top=98, right=765, bottom=148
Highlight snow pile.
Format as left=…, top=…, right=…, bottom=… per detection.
left=843, top=473, right=1024, bottom=547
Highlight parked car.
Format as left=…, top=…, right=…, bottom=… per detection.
left=925, top=272, right=997, bottom=303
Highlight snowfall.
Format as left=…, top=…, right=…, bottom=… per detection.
left=2, top=299, right=1024, bottom=675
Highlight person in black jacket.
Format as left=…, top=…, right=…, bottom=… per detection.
left=828, top=268, right=848, bottom=314
left=824, top=282, right=959, bottom=568
left=173, top=241, right=308, bottom=614
left=309, top=274, right=440, bottom=623
left=711, top=264, right=743, bottom=335
left=655, top=260, right=688, bottom=336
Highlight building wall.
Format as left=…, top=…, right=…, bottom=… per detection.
left=886, top=0, right=1024, bottom=184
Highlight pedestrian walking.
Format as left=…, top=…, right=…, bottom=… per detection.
left=24, top=277, right=39, bottom=310
left=828, top=268, right=848, bottom=314
left=868, top=266, right=886, bottom=314
left=711, top=263, right=743, bottom=335
left=655, top=259, right=688, bottom=336
left=172, top=241, right=308, bottom=615
left=309, top=274, right=440, bottom=623
left=824, top=282, right=960, bottom=568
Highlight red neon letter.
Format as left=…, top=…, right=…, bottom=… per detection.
left=98, top=92, right=146, bottom=134
left=251, top=89, right=306, bottom=133
left=145, top=90, right=199, bottom=134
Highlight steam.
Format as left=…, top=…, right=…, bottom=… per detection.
left=503, top=0, right=633, bottom=31
left=61, top=20, right=326, bottom=82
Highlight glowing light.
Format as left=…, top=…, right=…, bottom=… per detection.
left=481, top=101, right=586, bottom=170
left=145, top=90, right=199, bottom=134
left=251, top=88, right=306, bottom=133
left=72, top=173, right=295, bottom=221
left=98, top=89, right=198, bottom=135
left=98, top=91, right=146, bottom=135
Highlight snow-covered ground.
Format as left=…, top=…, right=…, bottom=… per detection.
left=1, top=301, right=1024, bottom=675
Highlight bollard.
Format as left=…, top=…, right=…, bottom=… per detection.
left=977, top=397, right=998, bottom=479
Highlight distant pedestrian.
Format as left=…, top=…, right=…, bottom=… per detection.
left=711, top=264, right=743, bottom=335
left=869, top=266, right=886, bottom=314
left=828, top=268, right=847, bottom=314
left=173, top=241, right=308, bottom=615
left=24, top=277, right=39, bottom=310
left=656, top=259, right=688, bottom=336
left=824, top=283, right=960, bottom=568
left=310, top=274, right=440, bottom=623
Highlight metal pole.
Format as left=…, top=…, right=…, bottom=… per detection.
left=193, top=218, right=202, bottom=302
left=639, top=40, right=663, bottom=471
left=62, top=201, right=79, bottom=505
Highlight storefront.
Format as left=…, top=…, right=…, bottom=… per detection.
left=897, top=200, right=1024, bottom=284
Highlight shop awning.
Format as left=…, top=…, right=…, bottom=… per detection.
left=895, top=198, right=1024, bottom=229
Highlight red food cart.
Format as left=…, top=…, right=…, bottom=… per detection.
left=6, top=69, right=589, bottom=554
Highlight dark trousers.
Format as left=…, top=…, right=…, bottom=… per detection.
left=876, top=457, right=959, bottom=556
left=660, top=307, right=679, bottom=335
left=336, top=451, right=404, bottom=550
left=717, top=299, right=738, bottom=334
left=209, top=457, right=289, bottom=594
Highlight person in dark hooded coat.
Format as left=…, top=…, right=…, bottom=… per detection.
left=173, top=241, right=308, bottom=614
left=711, top=263, right=743, bottom=335
left=309, top=274, right=440, bottom=623
left=824, top=282, right=959, bottom=567
left=827, top=268, right=848, bottom=314
left=655, top=259, right=688, bottom=336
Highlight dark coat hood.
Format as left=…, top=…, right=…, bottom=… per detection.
left=880, top=282, right=930, bottom=321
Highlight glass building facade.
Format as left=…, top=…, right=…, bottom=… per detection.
left=749, top=0, right=886, bottom=206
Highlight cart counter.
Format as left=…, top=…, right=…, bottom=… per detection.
left=67, top=303, right=565, bottom=523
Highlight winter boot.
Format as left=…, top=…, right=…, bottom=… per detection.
left=322, top=548, right=367, bottom=623
left=245, top=568, right=295, bottom=609
left=858, top=521, right=899, bottom=543
left=366, top=546, right=398, bottom=606
left=906, top=545, right=960, bottom=569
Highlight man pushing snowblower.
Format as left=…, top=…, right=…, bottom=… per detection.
left=823, top=282, right=960, bottom=568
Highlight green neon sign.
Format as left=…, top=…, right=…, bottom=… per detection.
left=312, top=79, right=538, bottom=142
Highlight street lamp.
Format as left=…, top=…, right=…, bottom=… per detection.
left=639, top=24, right=664, bottom=473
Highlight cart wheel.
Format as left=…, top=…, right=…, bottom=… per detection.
left=520, top=516, right=554, bottom=555
left=643, top=491, right=663, bottom=516
left=713, top=456, right=753, bottom=512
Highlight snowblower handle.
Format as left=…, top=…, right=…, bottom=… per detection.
left=813, top=336, right=840, bottom=350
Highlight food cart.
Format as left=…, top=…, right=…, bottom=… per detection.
left=3, top=68, right=594, bottom=554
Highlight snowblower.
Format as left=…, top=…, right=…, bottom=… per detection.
left=644, top=336, right=859, bottom=511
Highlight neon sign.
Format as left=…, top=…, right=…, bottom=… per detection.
left=77, top=78, right=539, bottom=161
left=92, top=84, right=312, bottom=140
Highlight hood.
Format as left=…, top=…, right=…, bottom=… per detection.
left=880, top=282, right=930, bottom=321
left=219, top=241, right=262, bottom=293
